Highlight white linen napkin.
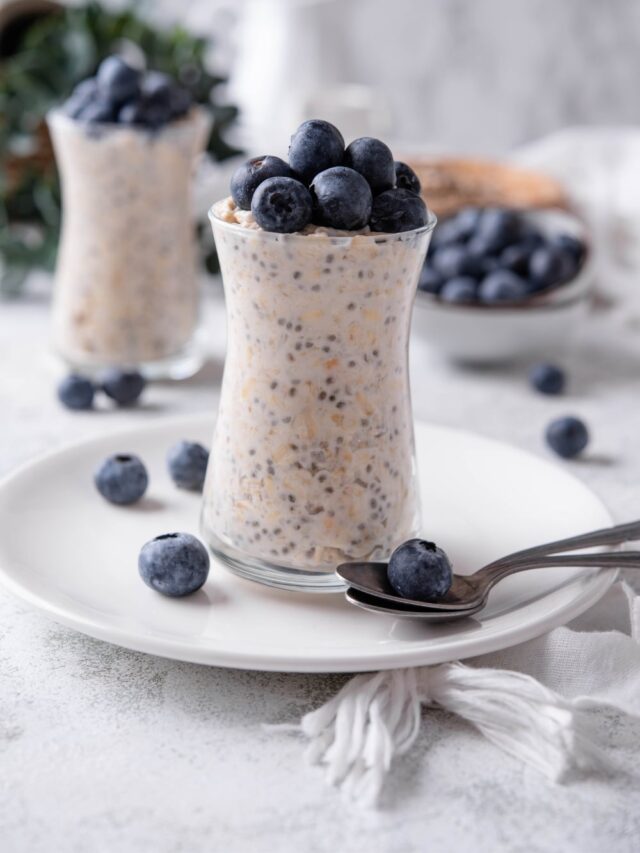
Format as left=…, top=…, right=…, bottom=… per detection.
left=270, top=581, right=640, bottom=806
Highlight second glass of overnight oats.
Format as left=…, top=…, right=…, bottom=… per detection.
left=48, top=57, right=210, bottom=378
left=202, top=122, right=435, bottom=590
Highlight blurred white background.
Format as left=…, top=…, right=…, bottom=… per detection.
left=141, top=0, right=640, bottom=154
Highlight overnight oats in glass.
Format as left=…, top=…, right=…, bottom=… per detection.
left=202, top=121, right=435, bottom=590
left=48, top=57, right=210, bottom=378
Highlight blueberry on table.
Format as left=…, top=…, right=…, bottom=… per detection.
left=57, top=374, right=95, bottom=410
left=440, top=276, right=477, bottom=304
left=96, top=55, right=141, bottom=104
left=387, top=538, right=453, bottom=601
left=529, top=363, right=566, bottom=395
left=344, top=137, right=395, bottom=194
left=370, top=188, right=428, bottom=233
left=394, top=161, right=421, bottom=195
left=138, top=532, right=210, bottom=597
left=251, top=176, right=313, bottom=233
left=478, top=270, right=528, bottom=303
left=167, top=440, right=210, bottom=491
left=417, top=265, right=443, bottom=294
left=94, top=454, right=148, bottom=505
left=101, top=369, right=146, bottom=406
left=288, top=119, right=345, bottom=185
left=231, top=156, right=293, bottom=210
left=545, top=416, right=589, bottom=459
left=311, top=166, right=372, bottom=230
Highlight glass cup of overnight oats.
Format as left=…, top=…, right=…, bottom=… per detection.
left=47, top=106, right=210, bottom=378
left=202, top=198, right=436, bottom=591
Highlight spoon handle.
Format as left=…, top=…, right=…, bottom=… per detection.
left=486, top=519, right=640, bottom=569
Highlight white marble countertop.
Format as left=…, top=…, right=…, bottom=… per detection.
left=2, top=281, right=640, bottom=852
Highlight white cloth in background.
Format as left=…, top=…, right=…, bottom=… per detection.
left=273, top=582, right=640, bottom=806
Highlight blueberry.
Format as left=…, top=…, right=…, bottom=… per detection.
left=117, top=99, right=146, bottom=126
left=96, top=55, right=141, bottom=104
left=551, top=233, right=586, bottom=266
left=499, top=242, right=533, bottom=274
left=57, top=374, right=95, bottom=410
left=251, top=176, right=313, bottom=233
left=288, top=119, right=344, bottom=185
left=529, top=363, right=566, bottom=395
left=140, top=72, right=172, bottom=108
left=77, top=98, right=116, bottom=124
left=430, top=218, right=466, bottom=250
left=94, top=454, right=148, bottom=505
left=545, top=416, right=589, bottom=459
left=311, top=166, right=372, bottom=230
left=101, top=369, right=146, bottom=406
left=344, top=137, right=395, bottom=194
left=370, top=188, right=428, bottom=233
left=64, top=78, right=99, bottom=118
left=168, top=85, right=193, bottom=119
left=231, top=155, right=293, bottom=210
left=138, top=532, right=209, bottom=597
left=387, top=538, right=453, bottom=601
left=528, top=245, right=567, bottom=290
left=417, top=265, right=443, bottom=294
left=394, top=161, right=421, bottom=195
left=430, top=244, right=475, bottom=279
left=167, top=440, right=209, bottom=491
left=478, top=270, right=528, bottom=303
left=440, top=276, right=477, bottom=304
left=453, top=207, right=483, bottom=240
left=475, top=208, right=521, bottom=252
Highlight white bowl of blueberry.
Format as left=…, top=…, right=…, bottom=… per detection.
left=413, top=206, right=592, bottom=364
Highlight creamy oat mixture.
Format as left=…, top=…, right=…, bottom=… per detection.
left=49, top=109, right=209, bottom=368
left=202, top=198, right=430, bottom=571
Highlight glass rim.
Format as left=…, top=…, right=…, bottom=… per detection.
left=208, top=201, right=437, bottom=242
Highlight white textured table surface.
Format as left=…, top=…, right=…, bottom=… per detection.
left=1, top=283, right=640, bottom=853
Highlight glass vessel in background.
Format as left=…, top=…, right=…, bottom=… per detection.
left=48, top=108, right=210, bottom=378
left=202, top=204, right=435, bottom=591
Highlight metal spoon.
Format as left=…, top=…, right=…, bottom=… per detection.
left=337, top=520, right=640, bottom=616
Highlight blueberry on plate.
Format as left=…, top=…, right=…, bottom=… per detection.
left=394, top=161, right=421, bottom=195
left=387, top=538, right=453, bottom=601
left=94, top=454, right=148, bottom=505
left=545, top=416, right=589, bottom=459
left=370, top=188, right=428, bottom=233
left=440, top=276, right=477, bottom=304
left=57, top=374, right=95, bottom=410
left=138, top=532, right=209, bottom=597
left=311, top=166, right=372, bottom=230
left=417, top=265, right=443, bottom=294
left=96, top=55, right=141, bottom=104
left=288, top=119, right=345, bottom=185
left=251, top=176, right=313, bottom=233
left=101, top=369, right=146, bottom=406
left=167, top=440, right=210, bottom=491
left=478, top=270, right=528, bottom=303
left=529, top=363, right=566, bottom=395
left=231, top=155, right=293, bottom=210
left=344, top=137, right=395, bottom=194
left=528, top=245, right=567, bottom=290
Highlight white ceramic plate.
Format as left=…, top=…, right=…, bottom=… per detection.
left=0, top=415, right=614, bottom=672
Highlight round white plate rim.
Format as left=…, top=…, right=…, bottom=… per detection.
left=0, top=413, right=616, bottom=673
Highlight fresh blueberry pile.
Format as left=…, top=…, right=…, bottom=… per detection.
left=387, top=538, right=453, bottom=601
left=230, top=120, right=428, bottom=234
left=63, top=55, right=192, bottom=129
left=418, top=207, right=586, bottom=305
left=57, top=369, right=146, bottom=411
